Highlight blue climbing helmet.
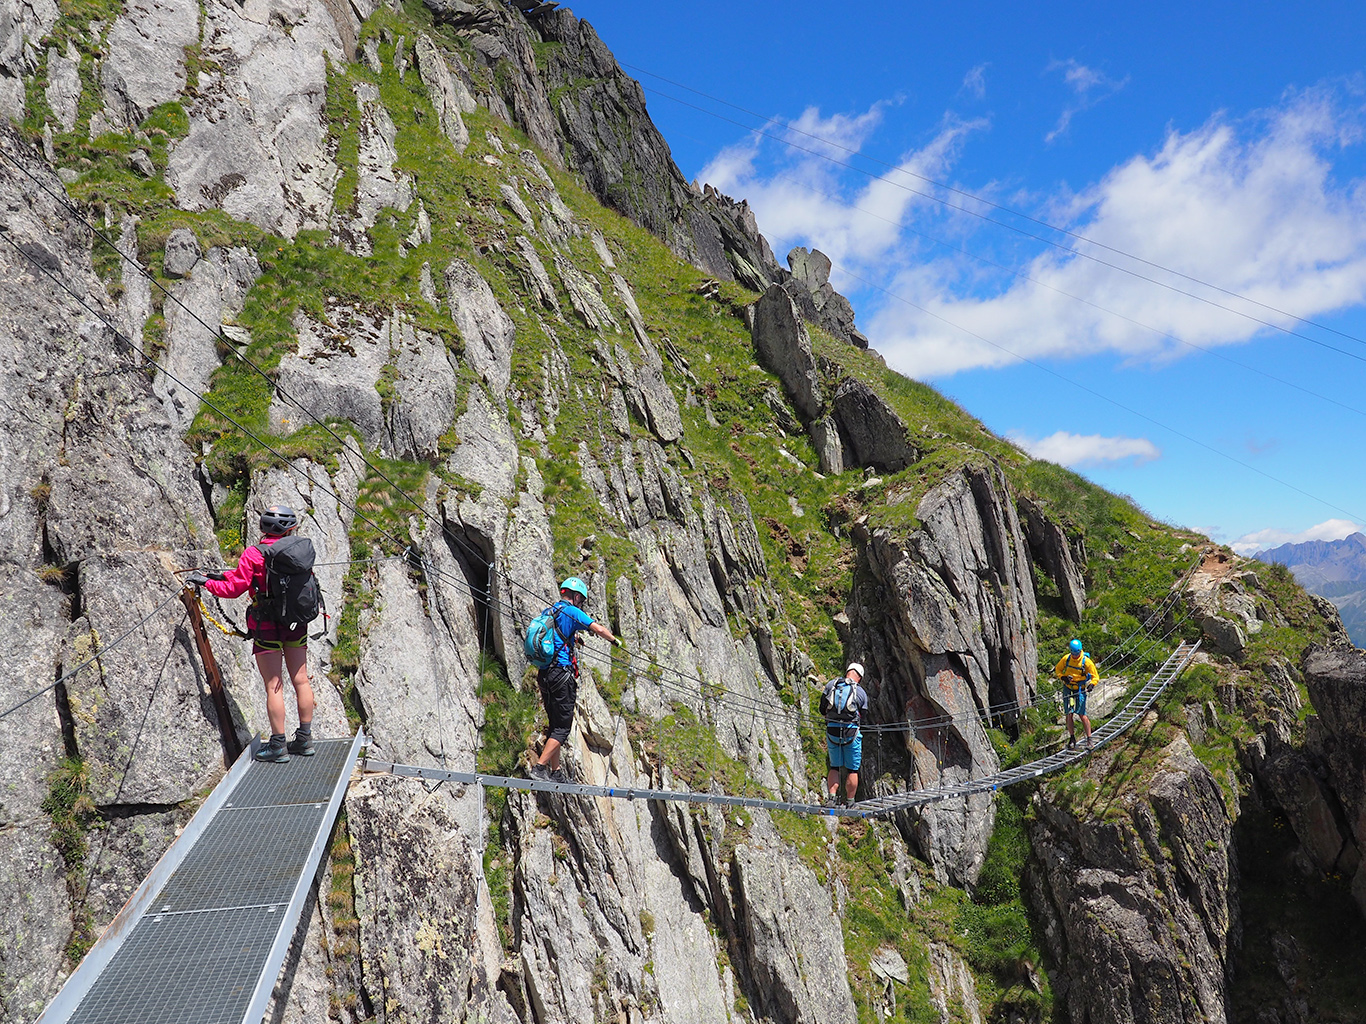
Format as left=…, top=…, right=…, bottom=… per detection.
left=1069, top=638, right=1083, bottom=655
left=560, top=577, right=589, bottom=600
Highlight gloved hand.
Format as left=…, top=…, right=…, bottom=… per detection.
left=1088, top=684, right=1096, bottom=693
left=186, top=572, right=209, bottom=587
left=611, top=636, right=625, bottom=651
left=206, top=570, right=227, bottom=581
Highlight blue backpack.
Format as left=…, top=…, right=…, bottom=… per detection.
left=524, top=602, right=567, bottom=669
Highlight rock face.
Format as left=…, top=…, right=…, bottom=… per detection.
left=1017, top=495, right=1086, bottom=622
left=847, top=462, right=1039, bottom=884
left=1026, top=731, right=1238, bottom=1024
left=0, top=124, right=255, bottom=1021
left=1296, top=645, right=1366, bottom=913
left=1186, top=563, right=1264, bottom=657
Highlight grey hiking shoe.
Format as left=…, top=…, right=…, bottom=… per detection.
left=1085, top=735, right=1093, bottom=752
left=254, top=739, right=290, bottom=763
left=549, top=767, right=569, bottom=785
left=287, top=730, right=315, bottom=757
left=1067, top=735, right=1076, bottom=751
left=529, top=762, right=552, bottom=782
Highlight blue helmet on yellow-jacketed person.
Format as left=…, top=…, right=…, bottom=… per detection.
left=1069, top=638, right=1083, bottom=655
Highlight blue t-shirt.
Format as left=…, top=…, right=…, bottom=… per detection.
left=551, top=602, right=595, bottom=667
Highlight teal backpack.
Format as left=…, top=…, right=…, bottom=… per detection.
left=524, top=602, right=567, bottom=669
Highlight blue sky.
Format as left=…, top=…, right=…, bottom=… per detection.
left=582, top=1, right=1366, bottom=553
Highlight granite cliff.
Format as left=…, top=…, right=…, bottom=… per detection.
left=0, top=2, right=1361, bottom=1023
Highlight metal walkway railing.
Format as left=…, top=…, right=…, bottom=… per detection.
left=37, top=733, right=365, bottom=1024
left=364, top=641, right=1201, bottom=819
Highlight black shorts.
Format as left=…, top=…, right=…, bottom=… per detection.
left=538, top=663, right=577, bottom=744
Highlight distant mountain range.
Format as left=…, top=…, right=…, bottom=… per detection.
left=1255, top=533, right=1366, bottom=645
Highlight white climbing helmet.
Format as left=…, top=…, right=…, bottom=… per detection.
left=846, top=662, right=865, bottom=679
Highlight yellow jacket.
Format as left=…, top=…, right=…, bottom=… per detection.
left=1054, top=652, right=1098, bottom=691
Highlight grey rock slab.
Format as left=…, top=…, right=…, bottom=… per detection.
left=418, top=259, right=439, bottom=308
left=1017, top=495, right=1086, bottom=622
left=44, top=40, right=81, bottom=131
left=751, top=283, right=822, bottom=419
left=162, top=226, right=201, bottom=277
left=810, top=415, right=845, bottom=475
left=555, top=254, right=616, bottom=331
left=831, top=378, right=917, bottom=472
left=82, top=806, right=184, bottom=929
left=731, top=840, right=857, bottom=1024
left=445, top=257, right=516, bottom=395
left=925, top=942, right=984, bottom=1024
left=499, top=180, right=538, bottom=231
left=153, top=245, right=261, bottom=432
left=127, top=147, right=155, bottom=177
left=0, top=822, right=71, bottom=1022
left=514, top=234, right=559, bottom=313
left=385, top=316, right=459, bottom=461
left=100, top=0, right=198, bottom=128
left=446, top=382, right=518, bottom=502
left=355, top=557, right=480, bottom=768
left=341, top=80, right=414, bottom=249
left=346, top=776, right=486, bottom=1022
left=414, top=32, right=471, bottom=153
left=787, top=245, right=832, bottom=293
left=1303, top=645, right=1366, bottom=868
left=166, top=0, right=346, bottom=236
left=268, top=308, right=388, bottom=448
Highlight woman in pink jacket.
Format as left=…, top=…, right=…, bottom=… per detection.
left=190, top=505, right=316, bottom=763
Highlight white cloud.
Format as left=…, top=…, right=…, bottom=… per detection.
left=1007, top=430, right=1160, bottom=467
left=961, top=64, right=988, bottom=100
left=866, top=88, right=1366, bottom=376
left=1230, top=518, right=1363, bottom=554
left=696, top=105, right=987, bottom=285
left=1045, top=59, right=1128, bottom=143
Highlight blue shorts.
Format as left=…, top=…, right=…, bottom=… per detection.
left=1064, top=688, right=1088, bottom=716
left=827, top=734, right=862, bottom=771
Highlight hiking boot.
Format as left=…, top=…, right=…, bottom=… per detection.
left=287, top=730, right=315, bottom=757
left=549, top=767, right=569, bottom=785
left=529, top=762, right=552, bottom=783
left=1067, top=735, right=1076, bottom=751
left=1085, top=735, right=1093, bottom=752
left=825, top=792, right=840, bottom=808
left=254, top=739, right=290, bottom=763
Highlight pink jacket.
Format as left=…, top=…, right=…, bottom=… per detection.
left=205, top=536, right=283, bottom=606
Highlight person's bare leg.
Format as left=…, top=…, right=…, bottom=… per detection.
left=539, top=737, right=563, bottom=770
left=1065, top=710, right=1075, bottom=742
left=826, top=768, right=840, bottom=797
left=844, top=771, right=858, bottom=802
left=256, top=650, right=286, bottom=735
left=284, top=646, right=314, bottom=727
left=1082, top=714, right=1092, bottom=742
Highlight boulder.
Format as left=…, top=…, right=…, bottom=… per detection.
left=831, top=378, right=917, bottom=472
left=162, top=227, right=201, bottom=277
left=809, top=416, right=845, bottom=474
left=751, top=284, right=822, bottom=420
left=1017, top=495, right=1086, bottom=622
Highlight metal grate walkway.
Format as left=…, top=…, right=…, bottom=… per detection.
left=363, top=641, right=1201, bottom=819
left=38, top=733, right=364, bottom=1024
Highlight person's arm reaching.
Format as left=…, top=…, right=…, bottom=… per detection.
left=204, top=547, right=261, bottom=600
left=589, top=621, right=623, bottom=648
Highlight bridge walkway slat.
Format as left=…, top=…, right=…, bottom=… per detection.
left=39, top=733, right=364, bottom=1024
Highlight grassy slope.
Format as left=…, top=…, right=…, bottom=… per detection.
left=20, top=1, right=1354, bottom=1019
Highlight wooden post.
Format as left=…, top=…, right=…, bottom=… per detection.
left=179, top=587, right=244, bottom=763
